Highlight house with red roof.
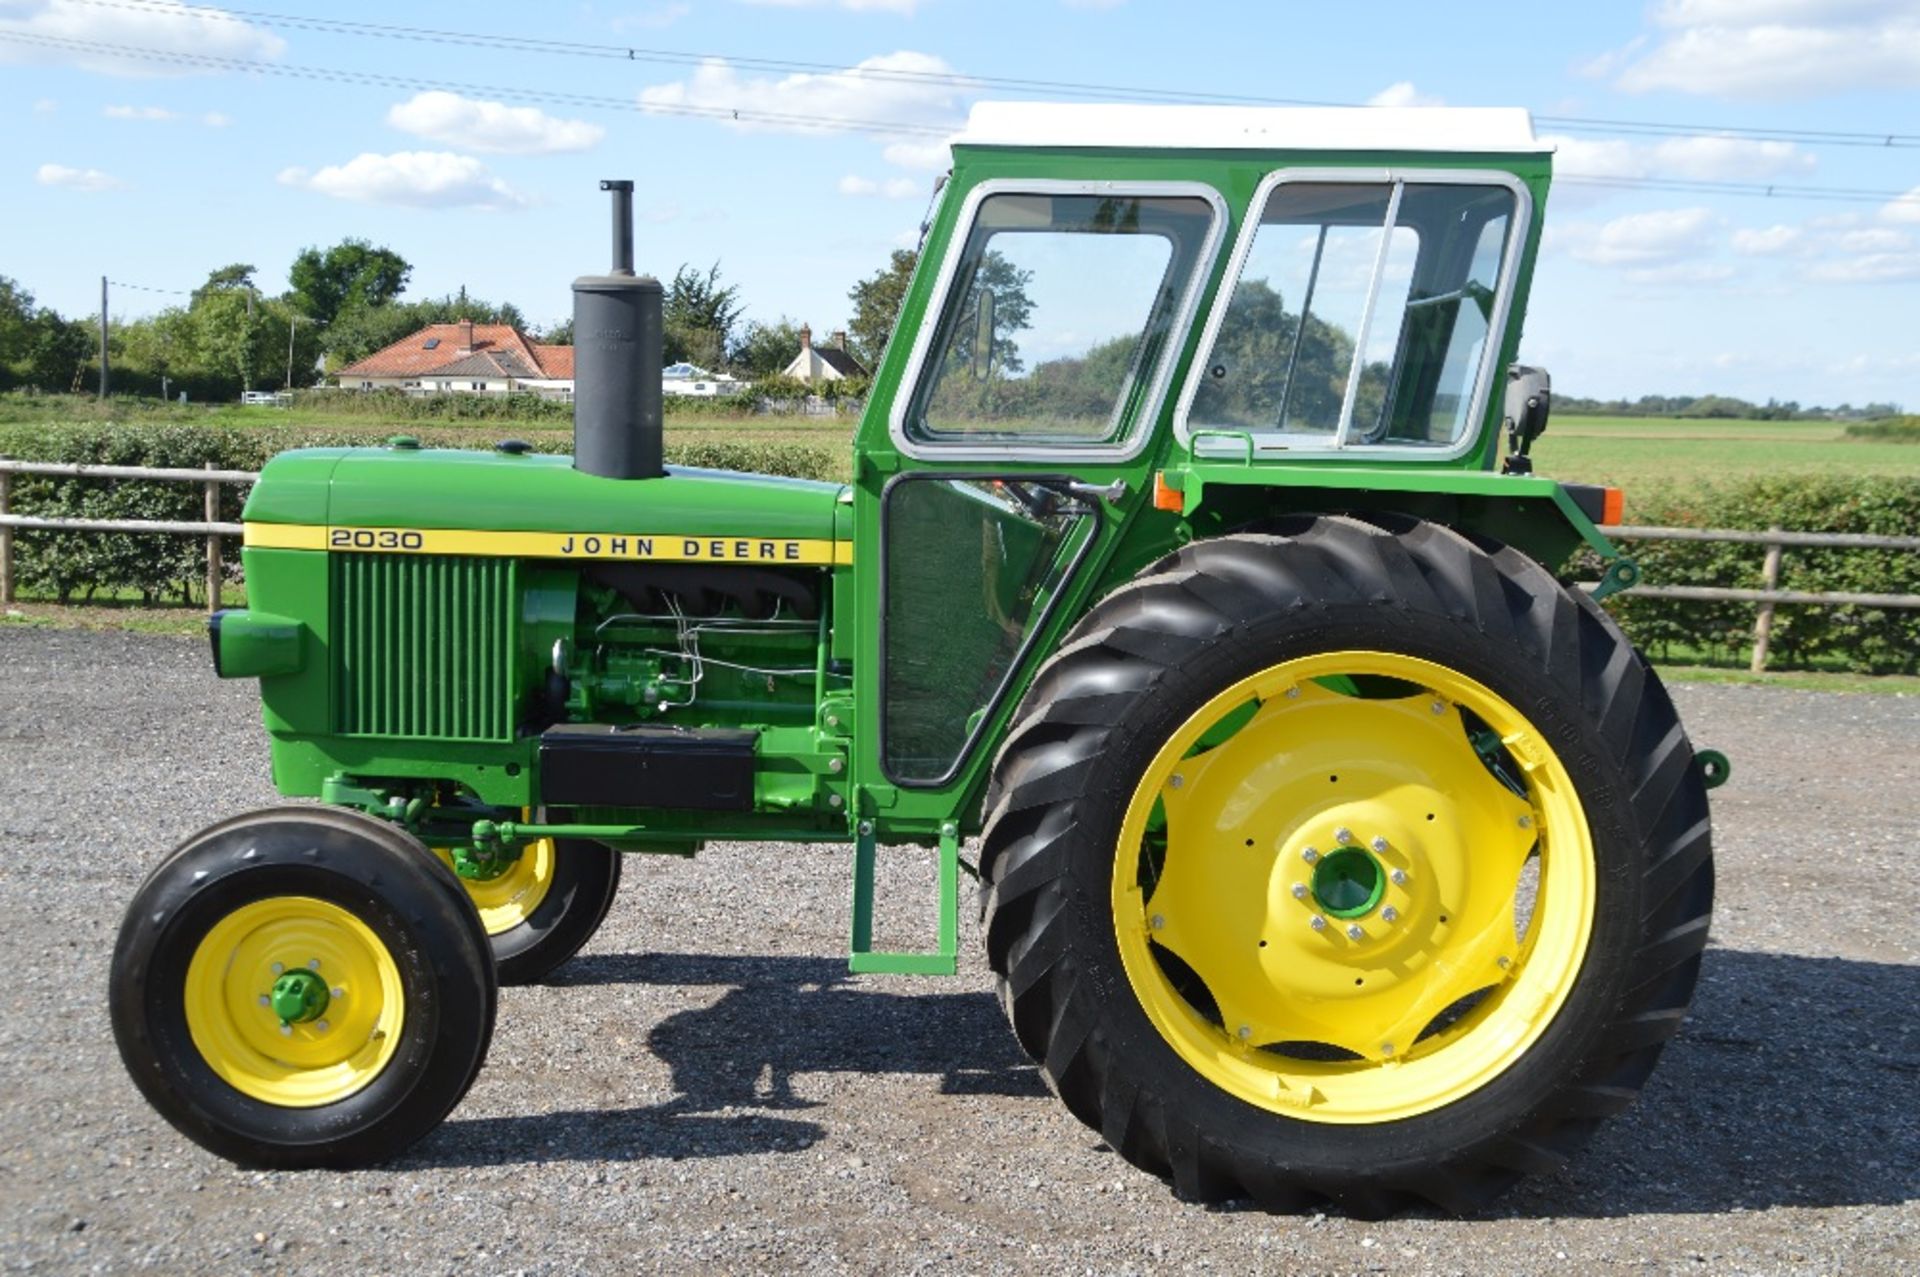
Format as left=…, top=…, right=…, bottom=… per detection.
left=333, top=319, right=575, bottom=398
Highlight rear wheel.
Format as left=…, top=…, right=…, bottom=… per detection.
left=434, top=837, right=621, bottom=985
left=980, top=516, right=1713, bottom=1215
left=112, top=806, right=496, bottom=1168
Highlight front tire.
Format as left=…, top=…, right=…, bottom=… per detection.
left=979, top=516, right=1713, bottom=1215
left=436, top=837, right=622, bottom=985
left=111, top=806, right=497, bottom=1168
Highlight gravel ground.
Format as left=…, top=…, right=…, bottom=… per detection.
left=0, top=627, right=1915, bottom=1276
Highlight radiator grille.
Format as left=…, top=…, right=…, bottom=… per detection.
left=331, top=554, right=517, bottom=741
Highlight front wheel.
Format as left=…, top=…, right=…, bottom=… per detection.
left=435, top=837, right=621, bottom=985
left=111, top=806, right=497, bottom=1168
left=980, top=516, right=1714, bottom=1215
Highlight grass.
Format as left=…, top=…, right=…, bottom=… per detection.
left=1534, top=415, right=1920, bottom=501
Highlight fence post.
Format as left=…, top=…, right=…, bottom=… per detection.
left=0, top=471, right=13, bottom=606
left=203, top=464, right=222, bottom=615
left=1749, top=525, right=1785, bottom=674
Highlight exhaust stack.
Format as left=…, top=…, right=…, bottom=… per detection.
left=572, top=179, right=664, bottom=481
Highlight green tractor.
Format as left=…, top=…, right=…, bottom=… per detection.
left=111, top=103, right=1719, bottom=1214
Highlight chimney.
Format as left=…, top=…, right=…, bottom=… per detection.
left=571, top=179, right=664, bottom=482
left=799, top=324, right=812, bottom=353
left=457, top=318, right=475, bottom=355
left=831, top=329, right=848, bottom=352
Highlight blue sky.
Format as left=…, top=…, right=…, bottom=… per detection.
left=4, top=0, right=1917, bottom=406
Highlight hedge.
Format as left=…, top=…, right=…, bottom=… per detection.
left=5, top=422, right=1915, bottom=675
left=0, top=422, right=843, bottom=605
left=1580, top=476, right=1920, bottom=675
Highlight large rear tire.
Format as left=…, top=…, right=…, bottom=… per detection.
left=112, top=806, right=497, bottom=1168
left=979, top=515, right=1713, bottom=1215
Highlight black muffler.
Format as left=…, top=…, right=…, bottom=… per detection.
left=572, top=179, right=664, bottom=481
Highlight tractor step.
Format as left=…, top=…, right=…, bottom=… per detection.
left=848, top=821, right=959, bottom=975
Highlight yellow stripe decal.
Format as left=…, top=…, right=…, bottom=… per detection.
left=244, top=522, right=851, bottom=566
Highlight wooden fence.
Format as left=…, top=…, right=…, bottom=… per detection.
left=2, top=462, right=1917, bottom=671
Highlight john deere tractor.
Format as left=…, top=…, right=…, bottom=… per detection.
left=110, top=103, right=1720, bottom=1215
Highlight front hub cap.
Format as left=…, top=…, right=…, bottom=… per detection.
left=268, top=968, right=330, bottom=1025
left=1111, top=651, right=1596, bottom=1125
left=436, top=837, right=557, bottom=936
left=184, top=896, right=405, bottom=1107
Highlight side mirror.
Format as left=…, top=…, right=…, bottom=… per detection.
left=970, top=287, right=996, bottom=380
left=1501, top=365, right=1551, bottom=475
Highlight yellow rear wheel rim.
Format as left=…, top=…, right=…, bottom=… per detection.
left=1112, top=651, right=1596, bottom=1124
left=435, top=838, right=557, bottom=936
left=184, top=896, right=405, bottom=1107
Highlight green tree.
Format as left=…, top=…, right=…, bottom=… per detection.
left=846, top=249, right=916, bottom=370
left=0, top=277, right=92, bottom=391
left=730, top=317, right=804, bottom=378
left=288, top=238, right=412, bottom=325
left=663, top=262, right=742, bottom=369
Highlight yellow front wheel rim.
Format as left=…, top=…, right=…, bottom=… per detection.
left=1112, top=651, right=1596, bottom=1125
left=436, top=838, right=557, bottom=936
left=184, top=896, right=406, bottom=1107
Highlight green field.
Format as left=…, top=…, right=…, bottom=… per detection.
left=1530, top=415, right=1920, bottom=499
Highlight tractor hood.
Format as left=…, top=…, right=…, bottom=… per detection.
left=241, top=446, right=851, bottom=560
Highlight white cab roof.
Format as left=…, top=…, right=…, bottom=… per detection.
left=954, top=102, right=1543, bottom=154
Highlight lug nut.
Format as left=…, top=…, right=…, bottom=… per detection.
left=1290, top=882, right=1308, bottom=900
left=1346, top=924, right=1365, bottom=940
left=1169, top=774, right=1184, bottom=789
left=1301, top=847, right=1320, bottom=864
left=315, top=1020, right=329, bottom=1033
left=1309, top=915, right=1327, bottom=932
left=1237, top=1025, right=1252, bottom=1041
left=1518, top=815, right=1533, bottom=829
left=257, top=994, right=270, bottom=1007
left=1369, top=836, right=1389, bottom=853
left=1430, top=700, right=1446, bottom=715
left=1381, top=906, right=1400, bottom=924
left=1284, top=686, right=1301, bottom=700
left=1390, top=868, right=1408, bottom=886
left=330, top=986, right=345, bottom=999
left=1382, top=1042, right=1395, bottom=1056
left=270, top=962, right=284, bottom=975
left=308, top=959, right=321, bottom=970
left=828, top=757, right=844, bottom=773
left=278, top=1024, right=292, bottom=1037
left=1497, top=956, right=1511, bottom=969
left=1150, top=914, right=1165, bottom=930
left=1334, top=827, right=1354, bottom=845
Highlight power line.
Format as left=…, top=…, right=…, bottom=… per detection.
left=7, top=30, right=1917, bottom=208
left=62, top=0, right=1920, bottom=151
left=107, top=280, right=190, bottom=295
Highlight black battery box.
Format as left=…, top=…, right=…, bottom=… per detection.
left=538, top=724, right=757, bottom=811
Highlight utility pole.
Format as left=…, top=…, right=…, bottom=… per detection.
left=287, top=315, right=325, bottom=391
left=98, top=275, right=109, bottom=399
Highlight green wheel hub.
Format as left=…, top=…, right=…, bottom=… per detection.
left=269, top=968, right=331, bottom=1026
left=1311, top=847, right=1386, bottom=918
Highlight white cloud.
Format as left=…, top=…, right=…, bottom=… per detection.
left=386, top=91, right=604, bottom=156
left=1803, top=251, right=1920, bottom=283
left=31, top=97, right=56, bottom=114
left=1062, top=0, right=1127, bottom=8
left=1546, top=132, right=1816, bottom=183
left=104, top=104, right=176, bottom=121
left=838, top=173, right=921, bottom=198
left=103, top=102, right=233, bottom=127
left=1732, top=224, right=1803, bottom=255
left=277, top=152, right=529, bottom=210
left=1560, top=206, right=1720, bottom=268
left=639, top=51, right=968, bottom=138
left=36, top=162, right=123, bottom=191
left=0, top=0, right=284, bottom=77
left=738, top=0, right=923, bottom=11
left=1590, top=0, right=1920, bottom=99
left=1882, top=186, right=1920, bottom=225
left=882, top=139, right=950, bottom=170
left=1366, top=82, right=1444, bottom=108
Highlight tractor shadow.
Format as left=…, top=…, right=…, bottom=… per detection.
left=1499, top=947, right=1920, bottom=1218
left=417, top=949, right=1919, bottom=1217
left=413, top=953, right=1044, bottom=1170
